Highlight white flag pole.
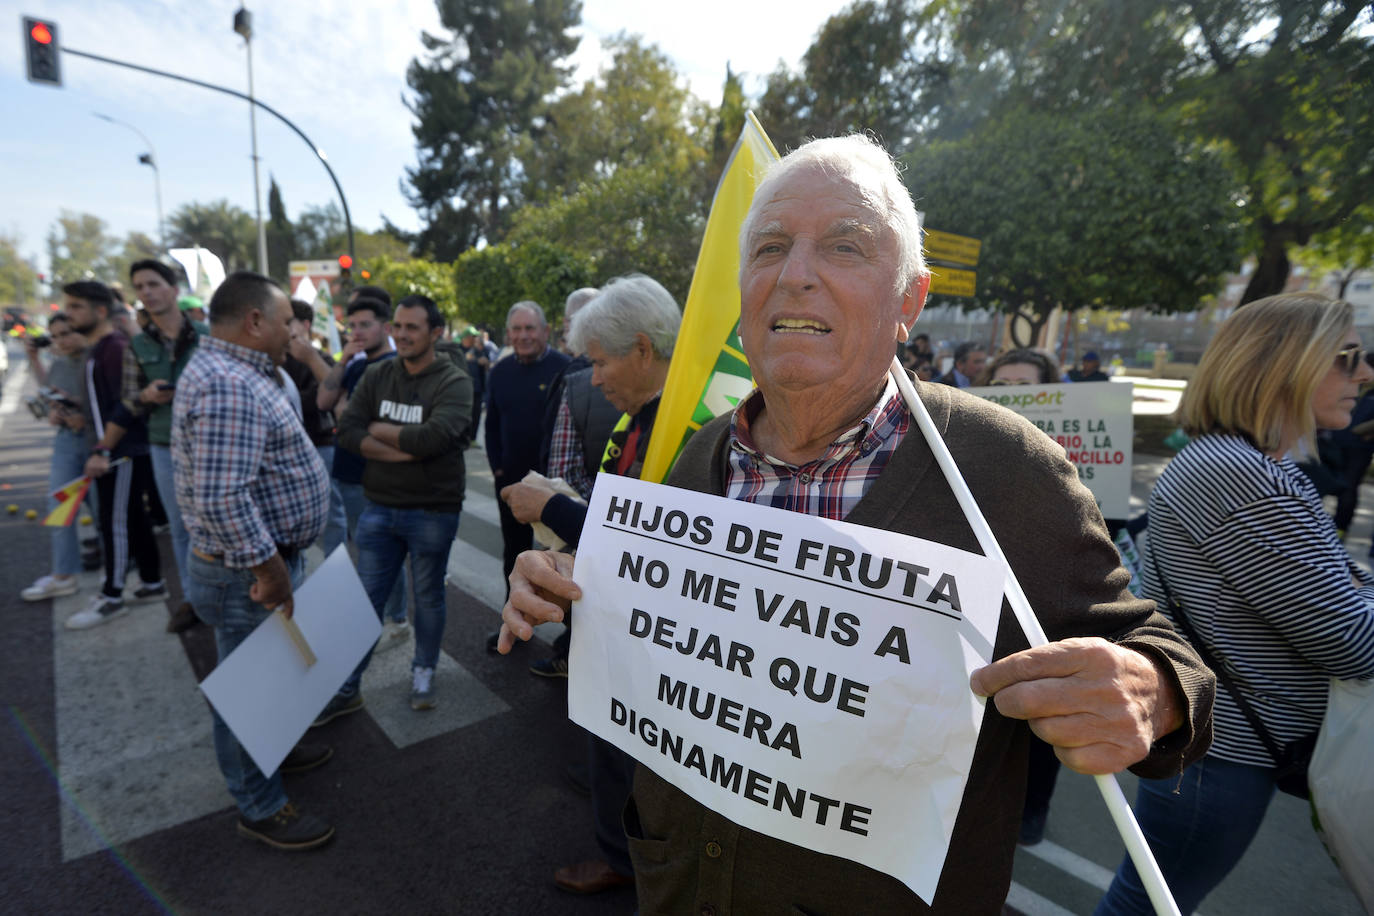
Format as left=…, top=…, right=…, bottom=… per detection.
left=888, top=358, right=1181, bottom=916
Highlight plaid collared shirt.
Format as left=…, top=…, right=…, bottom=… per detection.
left=724, top=375, right=908, bottom=521
left=172, top=336, right=329, bottom=568
left=547, top=393, right=597, bottom=500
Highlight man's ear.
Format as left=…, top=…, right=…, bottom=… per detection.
left=897, top=273, right=931, bottom=342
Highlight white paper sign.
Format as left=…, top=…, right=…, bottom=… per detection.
left=966, top=381, right=1134, bottom=518
left=568, top=475, right=1005, bottom=902
left=200, top=547, right=382, bottom=776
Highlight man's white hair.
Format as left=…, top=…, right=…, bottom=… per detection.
left=506, top=300, right=547, bottom=327
left=739, top=134, right=927, bottom=294
left=568, top=274, right=681, bottom=360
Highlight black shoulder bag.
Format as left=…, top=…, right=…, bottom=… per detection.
left=1150, top=552, right=1318, bottom=799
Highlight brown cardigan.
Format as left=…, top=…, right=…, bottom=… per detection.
left=625, top=380, right=1214, bottom=915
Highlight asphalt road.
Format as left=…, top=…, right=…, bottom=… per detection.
left=0, top=343, right=1364, bottom=915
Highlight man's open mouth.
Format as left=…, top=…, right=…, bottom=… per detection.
left=772, top=318, right=830, bottom=336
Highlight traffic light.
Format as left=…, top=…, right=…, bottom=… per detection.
left=23, top=17, right=61, bottom=87
left=337, top=255, right=353, bottom=271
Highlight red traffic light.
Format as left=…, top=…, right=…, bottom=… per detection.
left=30, top=22, right=53, bottom=44
left=338, top=255, right=353, bottom=270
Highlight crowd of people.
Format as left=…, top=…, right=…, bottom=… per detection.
left=14, top=131, right=1372, bottom=914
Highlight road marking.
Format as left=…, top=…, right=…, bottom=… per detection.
left=52, top=572, right=223, bottom=862
left=358, top=638, right=509, bottom=749
left=1020, top=840, right=1207, bottom=916
left=1006, top=881, right=1080, bottom=916
left=445, top=529, right=567, bottom=645
left=1023, top=839, right=1117, bottom=891
left=463, top=487, right=502, bottom=529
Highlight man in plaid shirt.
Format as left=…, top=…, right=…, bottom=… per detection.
left=172, top=271, right=334, bottom=852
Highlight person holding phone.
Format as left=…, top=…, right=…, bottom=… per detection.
left=20, top=312, right=98, bottom=603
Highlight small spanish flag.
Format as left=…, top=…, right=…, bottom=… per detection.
left=43, top=474, right=92, bottom=527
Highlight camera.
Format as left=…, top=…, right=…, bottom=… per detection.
left=24, top=386, right=79, bottom=420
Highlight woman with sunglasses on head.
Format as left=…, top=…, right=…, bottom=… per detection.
left=1096, top=293, right=1374, bottom=915
left=975, top=347, right=1063, bottom=386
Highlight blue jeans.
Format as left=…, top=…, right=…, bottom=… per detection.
left=187, top=551, right=305, bottom=822
left=150, top=444, right=190, bottom=592
left=314, top=447, right=347, bottom=556
left=340, top=502, right=459, bottom=695
left=1094, top=755, right=1278, bottom=916
left=49, top=427, right=96, bottom=577
left=336, top=480, right=408, bottom=623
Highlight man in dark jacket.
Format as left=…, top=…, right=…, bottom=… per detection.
left=284, top=299, right=346, bottom=556
left=497, top=135, right=1214, bottom=914
left=328, top=295, right=472, bottom=714
left=485, top=301, right=569, bottom=584
left=66, top=280, right=164, bottom=630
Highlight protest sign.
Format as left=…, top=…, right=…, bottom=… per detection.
left=568, top=475, right=1005, bottom=902
left=967, top=381, right=1134, bottom=519
left=200, top=546, right=381, bottom=777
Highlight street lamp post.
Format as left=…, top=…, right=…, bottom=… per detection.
left=233, top=6, right=269, bottom=275
left=93, top=112, right=166, bottom=253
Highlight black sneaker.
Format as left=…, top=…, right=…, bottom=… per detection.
left=529, top=656, right=569, bottom=678
left=280, top=742, right=333, bottom=774
left=130, top=581, right=167, bottom=602
left=236, top=802, right=334, bottom=850
left=310, top=693, right=364, bottom=728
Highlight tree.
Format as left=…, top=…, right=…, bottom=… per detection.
left=404, top=0, right=582, bottom=259
left=519, top=34, right=707, bottom=202
left=295, top=203, right=346, bottom=259
left=109, top=231, right=163, bottom=289
left=0, top=233, right=39, bottom=307
left=453, top=245, right=524, bottom=331
left=364, top=257, right=460, bottom=320
left=1296, top=210, right=1374, bottom=298
left=46, top=211, right=116, bottom=288
left=757, top=0, right=948, bottom=154
left=906, top=107, right=1243, bottom=345
left=947, top=0, right=1374, bottom=303
left=507, top=158, right=707, bottom=304
left=265, top=176, right=296, bottom=284
left=167, top=200, right=256, bottom=271
left=451, top=240, right=595, bottom=332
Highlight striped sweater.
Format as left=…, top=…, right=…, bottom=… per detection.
left=1144, top=433, right=1374, bottom=766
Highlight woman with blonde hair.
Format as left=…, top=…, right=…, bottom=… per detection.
left=1097, top=293, right=1374, bottom=914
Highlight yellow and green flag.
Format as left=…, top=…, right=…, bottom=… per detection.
left=43, top=474, right=92, bottom=528
left=640, top=113, right=779, bottom=484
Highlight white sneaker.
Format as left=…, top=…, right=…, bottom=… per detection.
left=22, top=575, right=79, bottom=602
left=64, top=594, right=127, bottom=630
left=378, top=619, right=410, bottom=650
left=410, top=666, right=436, bottom=710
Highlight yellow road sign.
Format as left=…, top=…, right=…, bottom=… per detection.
left=924, top=229, right=982, bottom=267
left=928, top=266, right=977, bottom=298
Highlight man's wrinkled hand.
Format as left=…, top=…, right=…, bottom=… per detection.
left=499, top=550, right=580, bottom=654
left=969, top=637, right=1183, bottom=775
left=499, top=481, right=556, bottom=525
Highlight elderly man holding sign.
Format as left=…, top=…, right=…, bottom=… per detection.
left=500, top=135, right=1214, bottom=914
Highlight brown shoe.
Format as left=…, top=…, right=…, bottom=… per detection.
left=553, top=859, right=634, bottom=895
left=167, top=601, right=200, bottom=633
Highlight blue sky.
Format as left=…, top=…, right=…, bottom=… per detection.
left=2, top=0, right=850, bottom=276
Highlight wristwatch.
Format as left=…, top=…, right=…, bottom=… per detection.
left=91, top=447, right=111, bottom=458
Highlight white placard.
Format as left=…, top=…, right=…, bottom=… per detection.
left=966, top=381, right=1134, bottom=519
left=199, top=546, right=382, bottom=777
left=568, top=475, right=1005, bottom=902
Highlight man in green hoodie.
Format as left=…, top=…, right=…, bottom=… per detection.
left=330, top=294, right=473, bottom=713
